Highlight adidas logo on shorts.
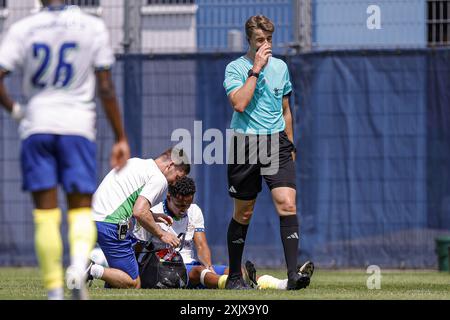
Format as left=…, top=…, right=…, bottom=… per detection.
left=229, top=186, right=237, bottom=193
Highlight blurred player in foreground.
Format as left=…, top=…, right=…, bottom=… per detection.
left=0, top=0, right=130, bottom=299
left=87, top=148, right=190, bottom=289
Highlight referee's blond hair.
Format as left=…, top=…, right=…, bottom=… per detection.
left=245, top=15, right=275, bottom=40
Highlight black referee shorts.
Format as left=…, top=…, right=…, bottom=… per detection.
left=227, top=131, right=296, bottom=200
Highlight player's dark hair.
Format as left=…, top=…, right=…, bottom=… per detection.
left=159, top=147, right=191, bottom=175
left=168, top=176, right=196, bottom=197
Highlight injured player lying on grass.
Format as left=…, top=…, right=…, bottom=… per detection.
left=88, top=176, right=314, bottom=289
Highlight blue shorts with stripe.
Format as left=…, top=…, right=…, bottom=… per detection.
left=96, top=222, right=139, bottom=280
left=21, top=134, right=96, bottom=193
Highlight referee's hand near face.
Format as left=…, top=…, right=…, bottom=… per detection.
left=252, top=42, right=272, bottom=74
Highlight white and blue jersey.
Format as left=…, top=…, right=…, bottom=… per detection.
left=133, top=200, right=205, bottom=264
left=223, top=56, right=292, bottom=134
left=0, top=5, right=115, bottom=193
left=0, top=5, right=115, bottom=141
left=132, top=200, right=228, bottom=288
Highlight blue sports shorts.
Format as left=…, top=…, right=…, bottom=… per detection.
left=96, top=222, right=139, bottom=280
left=21, top=134, right=96, bottom=193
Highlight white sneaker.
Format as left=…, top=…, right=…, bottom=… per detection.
left=66, top=265, right=89, bottom=300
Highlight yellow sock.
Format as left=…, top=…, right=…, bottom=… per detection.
left=68, top=207, right=97, bottom=270
left=33, top=208, right=63, bottom=290
left=256, top=275, right=285, bottom=290
left=218, top=275, right=228, bottom=289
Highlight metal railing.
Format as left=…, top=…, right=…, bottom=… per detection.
left=427, top=0, right=450, bottom=46
left=0, top=1, right=441, bottom=55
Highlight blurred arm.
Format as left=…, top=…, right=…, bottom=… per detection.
left=0, top=69, right=15, bottom=113
left=96, top=69, right=130, bottom=169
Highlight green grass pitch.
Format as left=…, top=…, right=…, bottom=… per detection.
left=0, top=268, right=449, bottom=300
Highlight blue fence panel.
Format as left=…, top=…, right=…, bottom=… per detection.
left=2, top=50, right=450, bottom=268
left=197, top=0, right=294, bottom=53
left=313, top=0, right=427, bottom=49
left=194, top=50, right=448, bottom=268
left=426, top=49, right=450, bottom=230
left=292, top=50, right=435, bottom=268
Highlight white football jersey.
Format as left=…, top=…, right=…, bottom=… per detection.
left=0, top=5, right=115, bottom=141
left=92, top=158, right=168, bottom=224
left=132, top=202, right=206, bottom=264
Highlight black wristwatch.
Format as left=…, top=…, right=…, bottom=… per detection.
left=248, top=69, right=260, bottom=79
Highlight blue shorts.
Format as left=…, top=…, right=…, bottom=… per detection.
left=21, top=134, right=96, bottom=193
left=186, top=261, right=228, bottom=289
left=96, top=222, right=139, bottom=280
